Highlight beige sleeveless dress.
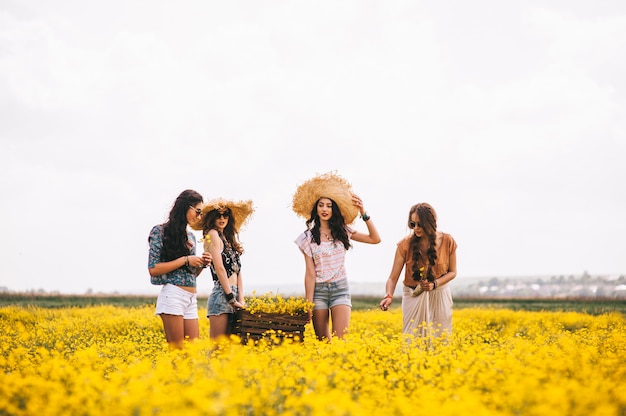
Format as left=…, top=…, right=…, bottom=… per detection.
left=397, top=232, right=457, bottom=338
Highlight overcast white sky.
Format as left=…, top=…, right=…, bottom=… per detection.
left=1, top=0, right=625, bottom=295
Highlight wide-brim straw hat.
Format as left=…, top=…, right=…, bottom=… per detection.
left=292, top=171, right=359, bottom=224
left=191, top=198, right=254, bottom=232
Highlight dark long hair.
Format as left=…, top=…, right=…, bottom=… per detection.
left=409, top=203, right=438, bottom=282
left=161, top=189, right=203, bottom=262
left=201, top=208, right=244, bottom=254
left=305, top=198, right=351, bottom=250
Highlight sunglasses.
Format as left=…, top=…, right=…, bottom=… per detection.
left=216, top=211, right=230, bottom=219
left=409, top=221, right=423, bottom=229
left=189, top=206, right=202, bottom=216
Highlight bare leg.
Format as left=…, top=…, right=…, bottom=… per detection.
left=183, top=319, right=199, bottom=341
left=160, top=314, right=185, bottom=349
left=330, top=305, right=351, bottom=339
left=209, top=314, right=232, bottom=340
left=312, top=309, right=331, bottom=341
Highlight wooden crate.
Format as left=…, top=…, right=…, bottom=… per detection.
left=231, top=309, right=308, bottom=345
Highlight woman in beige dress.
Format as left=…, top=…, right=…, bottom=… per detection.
left=379, top=203, right=457, bottom=338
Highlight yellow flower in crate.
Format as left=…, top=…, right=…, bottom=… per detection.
left=233, top=292, right=315, bottom=345
left=245, top=292, right=314, bottom=315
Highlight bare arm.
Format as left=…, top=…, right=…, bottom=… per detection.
left=303, top=253, right=316, bottom=321
left=148, top=227, right=211, bottom=278
left=149, top=254, right=208, bottom=277
left=380, top=245, right=406, bottom=311
left=350, top=218, right=381, bottom=244
left=350, top=194, right=381, bottom=244
left=237, top=270, right=245, bottom=305
left=149, top=256, right=188, bottom=277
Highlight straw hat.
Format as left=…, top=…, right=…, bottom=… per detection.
left=292, top=171, right=359, bottom=224
left=191, top=198, right=254, bottom=232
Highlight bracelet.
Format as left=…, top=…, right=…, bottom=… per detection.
left=361, top=212, right=371, bottom=222
left=225, top=292, right=235, bottom=302
left=433, top=279, right=438, bottom=289
left=184, top=256, right=189, bottom=267
left=384, top=294, right=393, bottom=299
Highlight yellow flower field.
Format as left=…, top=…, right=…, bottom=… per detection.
left=0, top=305, right=624, bottom=415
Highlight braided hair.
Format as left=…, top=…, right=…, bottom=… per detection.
left=409, top=203, right=438, bottom=282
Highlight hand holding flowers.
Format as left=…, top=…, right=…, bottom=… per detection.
left=412, top=267, right=426, bottom=297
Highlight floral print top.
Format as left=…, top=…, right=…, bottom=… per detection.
left=148, top=224, right=197, bottom=287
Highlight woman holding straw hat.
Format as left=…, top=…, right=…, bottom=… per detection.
left=293, top=172, right=381, bottom=340
left=379, top=203, right=457, bottom=339
left=196, top=197, right=254, bottom=340
left=148, top=189, right=213, bottom=349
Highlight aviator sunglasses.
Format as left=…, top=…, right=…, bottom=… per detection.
left=409, top=221, right=423, bottom=229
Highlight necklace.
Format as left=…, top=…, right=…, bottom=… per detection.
left=320, top=229, right=333, bottom=241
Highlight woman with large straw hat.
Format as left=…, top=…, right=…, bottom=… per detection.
left=195, top=197, right=254, bottom=340
left=148, top=189, right=213, bottom=349
left=379, top=203, right=457, bottom=340
left=293, top=172, right=381, bottom=340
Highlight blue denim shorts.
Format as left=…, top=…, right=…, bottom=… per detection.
left=207, top=283, right=238, bottom=317
left=314, top=279, right=352, bottom=310
left=155, top=284, right=198, bottom=319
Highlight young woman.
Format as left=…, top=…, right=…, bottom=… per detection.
left=197, top=198, right=254, bottom=340
left=148, top=189, right=213, bottom=349
left=379, top=203, right=457, bottom=338
left=293, top=172, right=381, bottom=340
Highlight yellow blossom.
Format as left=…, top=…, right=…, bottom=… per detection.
left=244, top=292, right=314, bottom=315
left=0, top=305, right=624, bottom=415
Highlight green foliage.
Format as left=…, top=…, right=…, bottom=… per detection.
left=1, top=293, right=624, bottom=315
left=0, top=294, right=156, bottom=308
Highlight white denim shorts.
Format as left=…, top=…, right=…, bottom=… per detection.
left=156, top=283, right=198, bottom=319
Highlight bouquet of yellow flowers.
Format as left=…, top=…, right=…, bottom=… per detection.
left=244, top=292, right=314, bottom=315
